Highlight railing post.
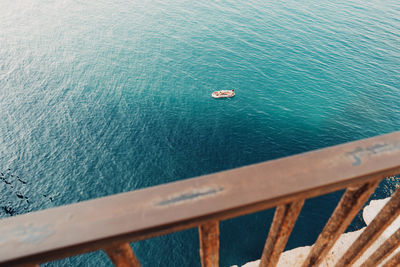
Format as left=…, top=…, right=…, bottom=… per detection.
left=301, top=180, right=379, bottom=267
left=360, top=228, right=400, bottom=267
left=382, top=251, right=400, bottom=267
left=198, top=221, right=219, bottom=267
left=104, top=243, right=141, bottom=267
left=259, top=200, right=304, bottom=267
left=335, top=187, right=400, bottom=267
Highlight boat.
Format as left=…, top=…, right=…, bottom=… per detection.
left=211, top=89, right=235, bottom=99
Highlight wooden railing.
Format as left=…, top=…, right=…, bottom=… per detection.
left=1, top=131, right=400, bottom=267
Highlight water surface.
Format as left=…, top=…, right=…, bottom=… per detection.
left=1, top=0, right=400, bottom=266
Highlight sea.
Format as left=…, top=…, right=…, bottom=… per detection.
left=1, top=0, right=400, bottom=266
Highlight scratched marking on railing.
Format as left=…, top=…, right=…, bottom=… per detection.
left=0, top=223, right=55, bottom=245
left=157, top=187, right=224, bottom=206
left=347, top=142, right=400, bottom=166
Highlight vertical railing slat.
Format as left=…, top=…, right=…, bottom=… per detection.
left=259, top=200, right=304, bottom=267
left=104, top=243, right=141, bottom=267
left=382, top=251, right=400, bottom=267
left=301, top=180, right=379, bottom=267
left=198, top=221, right=219, bottom=267
left=335, top=187, right=400, bottom=267
left=360, top=228, right=400, bottom=267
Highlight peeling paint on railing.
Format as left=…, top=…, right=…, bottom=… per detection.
left=347, top=142, right=400, bottom=166
left=157, top=187, right=224, bottom=206
left=0, top=223, right=54, bottom=245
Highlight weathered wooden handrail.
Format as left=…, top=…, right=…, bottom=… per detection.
left=1, top=131, right=400, bottom=266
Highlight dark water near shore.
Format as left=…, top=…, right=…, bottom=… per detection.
left=1, top=0, right=400, bottom=266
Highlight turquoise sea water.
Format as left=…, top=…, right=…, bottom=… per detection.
left=1, top=0, right=400, bottom=266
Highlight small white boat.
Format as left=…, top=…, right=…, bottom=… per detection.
left=211, top=90, right=235, bottom=99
